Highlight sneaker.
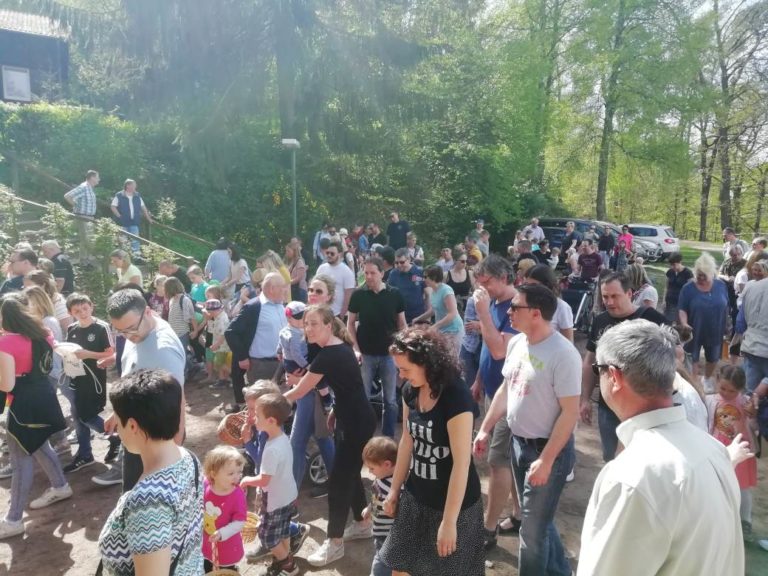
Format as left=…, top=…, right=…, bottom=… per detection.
left=0, top=463, right=13, bottom=479
left=63, top=454, right=95, bottom=473
left=702, top=376, right=716, bottom=394
left=290, top=523, right=310, bottom=555
left=104, top=436, right=121, bottom=464
left=0, top=519, right=24, bottom=540
left=245, top=539, right=270, bottom=562
left=483, top=525, right=498, bottom=551
left=92, top=466, right=123, bottom=487
left=343, top=520, right=372, bottom=541
left=29, top=484, right=73, bottom=509
left=498, top=516, right=522, bottom=535
left=307, top=539, right=344, bottom=567
left=68, top=429, right=94, bottom=444
left=208, top=379, right=229, bottom=390
left=266, top=558, right=299, bottom=576
left=310, top=484, right=328, bottom=499
left=566, top=469, right=575, bottom=483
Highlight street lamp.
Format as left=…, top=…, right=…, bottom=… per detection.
left=281, top=138, right=300, bottom=238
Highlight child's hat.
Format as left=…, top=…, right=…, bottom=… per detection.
left=285, top=301, right=306, bottom=319
left=205, top=298, right=223, bottom=311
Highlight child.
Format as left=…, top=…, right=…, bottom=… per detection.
left=361, top=436, right=397, bottom=576
left=614, top=240, right=629, bottom=272
left=202, top=445, right=248, bottom=573
left=165, top=277, right=200, bottom=377
left=206, top=299, right=232, bottom=389
left=240, top=381, right=308, bottom=563
left=187, top=265, right=209, bottom=363
left=706, top=365, right=758, bottom=540
left=548, top=247, right=560, bottom=270
left=148, top=275, right=169, bottom=320
left=63, top=293, right=119, bottom=471
left=278, top=301, right=333, bottom=411
left=240, top=392, right=300, bottom=576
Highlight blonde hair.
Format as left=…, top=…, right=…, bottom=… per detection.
left=153, top=274, right=168, bottom=288
left=205, top=284, right=224, bottom=300
left=309, top=274, right=336, bottom=302
left=693, top=252, right=718, bottom=280
left=203, top=445, right=245, bottom=481
left=363, top=436, right=398, bottom=465
left=251, top=268, right=267, bottom=287
left=305, top=304, right=352, bottom=345
left=24, top=285, right=55, bottom=319
left=243, top=379, right=280, bottom=402
left=257, top=250, right=286, bottom=274
left=625, top=263, right=651, bottom=291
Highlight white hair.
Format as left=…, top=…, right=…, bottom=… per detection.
left=693, top=252, right=718, bottom=280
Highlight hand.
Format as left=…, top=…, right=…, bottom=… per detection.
left=211, top=344, right=219, bottom=352
left=73, top=350, right=90, bottom=360
left=361, top=506, right=370, bottom=521
left=353, top=349, right=362, bottom=365
left=436, top=520, right=457, bottom=557
left=240, top=422, right=253, bottom=444
left=382, top=493, right=399, bottom=518
left=579, top=398, right=593, bottom=425
left=97, top=354, right=116, bottom=369
left=465, top=320, right=481, bottom=332
left=470, top=380, right=483, bottom=403
left=527, top=458, right=552, bottom=486
left=327, top=410, right=336, bottom=434
left=103, top=413, right=118, bottom=434
left=238, top=359, right=250, bottom=371
left=473, top=287, right=491, bottom=316
left=286, top=370, right=301, bottom=388
left=473, top=430, right=489, bottom=458
left=240, top=475, right=258, bottom=488
left=209, top=531, right=222, bottom=543
left=726, top=433, right=755, bottom=467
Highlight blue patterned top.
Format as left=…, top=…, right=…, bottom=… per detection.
left=64, top=182, right=97, bottom=216
left=98, top=449, right=204, bottom=576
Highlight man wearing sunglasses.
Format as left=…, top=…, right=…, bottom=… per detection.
left=386, top=248, right=426, bottom=325
left=316, top=241, right=356, bottom=318
left=474, top=284, right=580, bottom=575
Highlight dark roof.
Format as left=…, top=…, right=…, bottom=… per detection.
left=0, top=9, right=66, bottom=39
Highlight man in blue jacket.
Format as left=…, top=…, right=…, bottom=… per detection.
left=110, top=179, right=153, bottom=255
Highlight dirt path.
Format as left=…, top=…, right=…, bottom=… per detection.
left=1, top=352, right=767, bottom=575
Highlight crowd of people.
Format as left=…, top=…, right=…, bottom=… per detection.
left=0, top=204, right=766, bottom=576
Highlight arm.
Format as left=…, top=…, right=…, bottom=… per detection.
left=75, top=346, right=115, bottom=361
left=216, top=520, right=246, bottom=541
left=174, top=390, right=186, bottom=446
left=528, top=395, right=579, bottom=486
left=0, top=351, right=16, bottom=392
left=133, top=548, right=172, bottom=576
left=290, top=261, right=306, bottom=286
left=240, top=472, right=272, bottom=488
left=142, top=204, right=153, bottom=223
left=396, top=311, right=406, bottom=331
left=284, top=370, right=324, bottom=403
left=678, top=309, right=689, bottom=328
left=346, top=312, right=360, bottom=352
left=63, top=187, right=78, bottom=206
left=340, top=287, right=354, bottom=318
left=580, top=351, right=597, bottom=424
left=383, top=401, right=414, bottom=517
left=110, top=205, right=121, bottom=219
left=54, top=276, right=65, bottom=292
left=560, top=327, right=574, bottom=342
left=412, top=290, right=434, bottom=324
left=473, top=381, right=508, bottom=456
left=474, top=288, right=513, bottom=360
left=438, top=411, right=474, bottom=557
left=432, top=293, right=459, bottom=331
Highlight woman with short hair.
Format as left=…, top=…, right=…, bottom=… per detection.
left=414, top=266, right=464, bottom=357
left=110, top=249, right=143, bottom=287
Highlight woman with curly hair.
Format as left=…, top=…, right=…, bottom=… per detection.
left=380, top=328, right=484, bottom=576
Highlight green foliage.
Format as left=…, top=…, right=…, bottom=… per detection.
left=40, top=202, right=76, bottom=252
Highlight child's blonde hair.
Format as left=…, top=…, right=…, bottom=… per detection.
left=203, top=445, right=245, bottom=481
left=363, top=436, right=398, bottom=465
left=243, top=379, right=280, bottom=402
left=153, top=274, right=168, bottom=288
left=205, top=284, right=224, bottom=300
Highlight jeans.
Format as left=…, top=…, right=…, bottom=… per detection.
left=6, top=435, right=67, bottom=522
left=290, top=391, right=335, bottom=486
left=123, top=224, right=140, bottom=254
left=361, top=355, right=398, bottom=437
left=371, top=536, right=390, bottom=576
left=75, top=413, right=105, bottom=460
left=115, top=335, right=126, bottom=376
left=327, top=425, right=373, bottom=538
left=597, top=403, right=621, bottom=462
left=511, top=435, right=575, bottom=576
left=743, top=352, right=768, bottom=393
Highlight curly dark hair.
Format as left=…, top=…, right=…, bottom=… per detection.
left=389, top=327, right=460, bottom=399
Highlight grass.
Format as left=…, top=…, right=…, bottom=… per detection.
left=679, top=245, right=723, bottom=267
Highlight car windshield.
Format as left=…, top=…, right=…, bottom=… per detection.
left=628, top=227, right=656, bottom=237
left=664, top=228, right=676, bottom=238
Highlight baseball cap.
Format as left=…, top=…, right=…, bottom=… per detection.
left=285, top=301, right=307, bottom=319
left=205, top=298, right=223, bottom=311
left=339, top=227, right=349, bottom=236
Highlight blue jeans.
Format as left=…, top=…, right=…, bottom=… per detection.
left=371, top=536, right=390, bottom=576
left=597, top=402, right=621, bottom=462
left=743, top=352, right=768, bottom=393
left=460, top=345, right=481, bottom=419
left=123, top=224, right=140, bottom=254
left=76, top=414, right=105, bottom=460
left=290, top=391, right=335, bottom=486
left=361, top=355, right=398, bottom=437
left=511, top=435, right=575, bottom=576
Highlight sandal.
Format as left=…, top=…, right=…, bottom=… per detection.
left=498, top=516, right=522, bottom=535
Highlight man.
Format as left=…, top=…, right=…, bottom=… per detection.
left=353, top=225, right=369, bottom=256
left=40, top=240, right=75, bottom=295
left=562, top=221, right=582, bottom=253
left=368, top=223, right=387, bottom=247
left=745, top=236, right=767, bottom=260
left=580, top=272, right=667, bottom=462
left=474, top=284, right=581, bottom=575
left=737, top=273, right=768, bottom=392
left=579, top=320, right=743, bottom=575
left=347, top=257, right=406, bottom=437
left=577, top=239, right=603, bottom=281
left=583, top=224, right=599, bottom=243
left=386, top=211, right=410, bottom=250
left=436, top=247, right=454, bottom=273
left=92, top=288, right=187, bottom=489
left=158, top=259, right=192, bottom=293
left=597, top=227, right=615, bottom=267
left=515, top=240, right=537, bottom=270
left=376, top=246, right=396, bottom=283
left=722, top=226, right=749, bottom=259
left=469, top=255, right=521, bottom=549
left=387, top=248, right=427, bottom=325
left=313, top=222, right=331, bottom=265
left=317, top=241, right=356, bottom=318
left=226, top=273, right=287, bottom=386
left=64, top=169, right=99, bottom=259
left=0, top=249, right=37, bottom=294
left=110, top=179, right=153, bottom=255
left=478, top=229, right=491, bottom=257
left=522, top=217, right=545, bottom=243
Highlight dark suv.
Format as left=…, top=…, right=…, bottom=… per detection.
left=537, top=218, right=615, bottom=249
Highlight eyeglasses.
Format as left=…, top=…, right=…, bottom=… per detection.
left=591, top=363, right=614, bottom=376
left=458, top=259, right=468, bottom=263
left=114, top=312, right=145, bottom=336
left=307, top=288, right=325, bottom=294
left=395, top=260, right=408, bottom=265
left=325, top=251, right=338, bottom=257
left=509, top=304, right=534, bottom=312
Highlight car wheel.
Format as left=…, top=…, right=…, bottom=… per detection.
left=307, top=449, right=328, bottom=486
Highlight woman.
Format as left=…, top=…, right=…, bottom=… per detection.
left=380, top=328, right=484, bottom=576
left=0, top=294, right=70, bottom=540
left=415, top=266, right=464, bottom=357
left=286, top=274, right=336, bottom=496
left=523, top=264, right=574, bottom=342
left=285, top=305, right=375, bottom=567
left=617, top=225, right=634, bottom=254
left=23, top=269, right=72, bottom=333
left=204, top=237, right=231, bottom=283
left=678, top=253, right=729, bottom=391
left=445, top=250, right=473, bottom=314
left=98, top=369, right=203, bottom=574
left=110, top=249, right=143, bottom=287
left=221, top=243, right=250, bottom=297
left=256, top=250, right=291, bottom=302
left=284, top=242, right=308, bottom=302
left=664, top=253, right=693, bottom=322
left=405, top=233, right=425, bottom=267
left=626, top=263, right=658, bottom=309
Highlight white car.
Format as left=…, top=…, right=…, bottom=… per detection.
left=628, top=224, right=681, bottom=259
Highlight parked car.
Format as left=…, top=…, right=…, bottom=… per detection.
left=536, top=218, right=615, bottom=249
left=627, top=224, right=680, bottom=259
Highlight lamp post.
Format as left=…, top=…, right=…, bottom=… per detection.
left=281, top=138, right=300, bottom=238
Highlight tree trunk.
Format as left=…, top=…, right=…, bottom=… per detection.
left=755, top=170, right=767, bottom=234
left=718, top=125, right=731, bottom=230
left=698, top=131, right=719, bottom=241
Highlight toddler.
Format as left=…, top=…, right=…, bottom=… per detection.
left=278, top=301, right=333, bottom=412
left=206, top=298, right=232, bottom=389
left=362, top=436, right=397, bottom=576
left=203, top=445, right=248, bottom=572
left=240, top=393, right=300, bottom=576
left=706, top=365, right=758, bottom=540
left=548, top=247, right=560, bottom=270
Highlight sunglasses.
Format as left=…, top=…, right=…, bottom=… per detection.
left=509, top=304, right=534, bottom=312
left=325, top=251, right=338, bottom=256
left=395, top=260, right=408, bottom=265
left=458, top=259, right=468, bottom=263
left=308, top=287, right=325, bottom=294
left=591, top=363, right=614, bottom=376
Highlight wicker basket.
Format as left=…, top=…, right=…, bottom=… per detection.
left=241, top=511, right=260, bottom=544
left=216, top=411, right=248, bottom=446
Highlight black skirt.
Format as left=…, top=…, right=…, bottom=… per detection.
left=8, top=371, right=65, bottom=455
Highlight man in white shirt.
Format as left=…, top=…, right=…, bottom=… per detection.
left=316, top=240, right=355, bottom=318
left=522, top=217, right=546, bottom=243
left=579, top=319, right=743, bottom=576
left=110, top=179, right=153, bottom=255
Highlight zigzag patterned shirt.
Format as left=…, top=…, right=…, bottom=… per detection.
left=98, top=449, right=203, bottom=575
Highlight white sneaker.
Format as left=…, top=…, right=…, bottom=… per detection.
left=307, top=539, right=344, bottom=567
left=701, top=376, right=716, bottom=394
left=0, top=463, right=13, bottom=479
left=29, top=484, right=73, bottom=510
left=343, top=520, right=372, bottom=541
left=0, top=519, right=24, bottom=540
